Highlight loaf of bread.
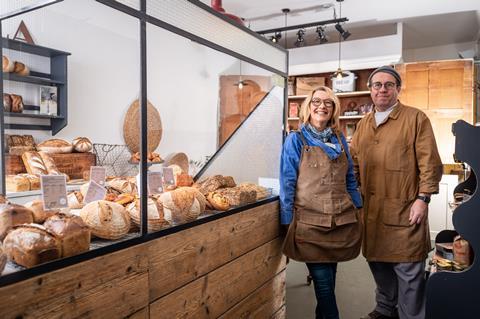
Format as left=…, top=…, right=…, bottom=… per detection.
left=107, top=178, right=137, bottom=194
left=175, top=174, right=194, bottom=187
left=114, top=193, right=135, bottom=206
left=67, top=191, right=84, bottom=209
left=2, top=55, right=14, bottom=72
left=24, top=199, right=60, bottom=223
left=127, top=197, right=171, bottom=232
left=44, top=213, right=91, bottom=258
left=37, top=139, right=73, bottom=154
left=13, top=61, right=30, bottom=76
left=6, top=175, right=30, bottom=192
left=79, top=200, right=130, bottom=240
left=215, top=187, right=257, bottom=206
left=38, top=151, right=69, bottom=181
left=6, top=134, right=35, bottom=155
left=3, top=94, right=12, bottom=112
left=9, top=94, right=24, bottom=113
left=0, top=203, right=34, bottom=240
left=72, top=137, right=92, bottom=153
left=206, top=192, right=230, bottom=211
left=238, top=183, right=270, bottom=200
left=192, top=175, right=236, bottom=195
left=160, top=187, right=205, bottom=224
left=19, top=174, right=41, bottom=190
left=22, top=151, right=48, bottom=175
left=164, top=152, right=189, bottom=174
left=0, top=243, right=7, bottom=274
left=3, top=224, right=61, bottom=268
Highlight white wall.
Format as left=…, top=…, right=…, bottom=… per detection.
left=2, top=0, right=274, bottom=164
left=403, top=41, right=478, bottom=62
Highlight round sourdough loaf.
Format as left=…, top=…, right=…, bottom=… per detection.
left=126, top=197, right=171, bottom=232
left=37, top=139, right=73, bottom=154
left=160, top=187, right=205, bottom=224
left=72, top=137, right=93, bottom=153
left=80, top=200, right=130, bottom=240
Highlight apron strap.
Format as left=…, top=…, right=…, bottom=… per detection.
left=297, top=130, right=308, bottom=147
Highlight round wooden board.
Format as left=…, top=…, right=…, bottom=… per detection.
left=123, top=100, right=162, bottom=154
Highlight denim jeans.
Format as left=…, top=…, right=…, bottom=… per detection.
left=306, top=262, right=339, bottom=319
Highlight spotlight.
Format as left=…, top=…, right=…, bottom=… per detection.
left=316, top=26, right=328, bottom=44
left=335, top=23, right=351, bottom=40
left=294, top=29, right=306, bottom=47
left=270, top=32, right=282, bottom=43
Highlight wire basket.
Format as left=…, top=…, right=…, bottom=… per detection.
left=92, top=143, right=138, bottom=177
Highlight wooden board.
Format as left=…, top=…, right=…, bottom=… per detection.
left=5, top=152, right=96, bottom=179
left=219, top=270, right=286, bottom=319
left=149, top=238, right=286, bottom=319
left=271, top=305, right=287, bottom=319
left=148, top=201, right=280, bottom=301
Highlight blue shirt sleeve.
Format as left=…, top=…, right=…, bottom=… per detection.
left=279, top=133, right=302, bottom=224
left=340, top=134, right=363, bottom=208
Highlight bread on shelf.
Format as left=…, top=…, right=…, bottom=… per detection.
left=0, top=243, right=7, bottom=274
left=2, top=55, right=14, bottom=72
left=0, top=203, right=34, bottom=240
left=206, top=192, right=230, bottom=211
left=126, top=196, right=171, bottom=232
left=19, top=174, right=41, bottom=190
left=3, top=224, right=61, bottom=268
left=44, top=213, right=91, bottom=258
left=24, top=199, right=61, bottom=224
left=160, top=187, right=205, bottom=224
left=215, top=186, right=257, bottom=206
left=22, top=151, right=49, bottom=175
left=9, top=94, right=24, bottom=113
left=3, top=94, right=12, bottom=112
left=5, top=175, right=30, bottom=192
left=79, top=200, right=130, bottom=240
left=192, top=175, right=236, bottom=195
left=67, top=191, right=84, bottom=209
left=37, top=139, right=73, bottom=154
left=13, top=61, right=30, bottom=76
left=72, top=137, right=93, bottom=153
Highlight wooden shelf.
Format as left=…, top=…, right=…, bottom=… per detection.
left=288, top=95, right=308, bottom=99
left=4, top=112, right=64, bottom=119
left=3, top=72, right=65, bottom=86
left=287, top=117, right=300, bottom=120
left=339, top=115, right=365, bottom=120
left=336, top=90, right=370, bottom=97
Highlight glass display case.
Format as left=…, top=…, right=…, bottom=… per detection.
left=0, top=0, right=287, bottom=283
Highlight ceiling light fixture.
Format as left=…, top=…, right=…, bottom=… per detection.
left=335, top=23, right=351, bottom=40
left=316, top=26, right=328, bottom=44
left=270, top=32, right=282, bottom=43
left=294, top=29, right=306, bottom=47
left=332, top=0, right=349, bottom=79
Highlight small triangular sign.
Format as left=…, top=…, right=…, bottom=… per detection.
left=13, top=20, right=35, bottom=44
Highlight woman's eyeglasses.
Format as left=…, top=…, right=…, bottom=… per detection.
left=311, top=98, right=334, bottom=108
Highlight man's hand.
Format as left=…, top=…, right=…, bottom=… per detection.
left=409, top=199, right=428, bottom=225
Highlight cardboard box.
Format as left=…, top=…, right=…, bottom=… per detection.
left=295, top=77, right=326, bottom=95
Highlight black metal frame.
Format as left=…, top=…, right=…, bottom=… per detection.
left=256, top=17, right=348, bottom=35
left=0, top=0, right=64, bottom=21
left=0, top=0, right=288, bottom=287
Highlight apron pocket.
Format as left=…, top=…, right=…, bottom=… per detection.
left=335, top=210, right=357, bottom=226
left=382, top=198, right=414, bottom=227
left=298, top=212, right=333, bottom=228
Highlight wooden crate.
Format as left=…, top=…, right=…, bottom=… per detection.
left=5, top=153, right=96, bottom=179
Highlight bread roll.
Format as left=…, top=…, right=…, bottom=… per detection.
left=79, top=200, right=130, bottom=240
left=2, top=55, right=14, bottom=72
left=22, top=151, right=48, bottom=175
left=10, top=94, right=24, bottom=113
left=206, top=192, right=230, bottom=211
left=107, top=178, right=137, bottom=194
left=13, top=61, right=30, bottom=76
left=160, top=187, right=205, bottom=224
left=72, top=137, right=93, bottom=153
left=0, top=243, right=7, bottom=274
left=127, top=197, right=171, bottom=232
left=0, top=203, right=34, bottom=240
left=3, top=224, right=61, bottom=268
left=3, top=94, right=12, bottom=112
left=6, top=175, right=30, bottom=192
left=44, top=213, right=91, bottom=258
left=67, top=191, right=84, bottom=209
left=24, top=199, right=60, bottom=223
left=37, top=139, right=72, bottom=154
left=175, top=174, right=194, bottom=187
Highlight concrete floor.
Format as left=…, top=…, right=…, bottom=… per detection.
left=286, top=256, right=376, bottom=319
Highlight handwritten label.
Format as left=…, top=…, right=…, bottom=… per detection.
left=90, top=166, right=106, bottom=186
left=148, top=171, right=164, bottom=194
left=41, top=175, right=68, bottom=210
left=83, top=181, right=107, bottom=204
left=162, top=167, right=175, bottom=188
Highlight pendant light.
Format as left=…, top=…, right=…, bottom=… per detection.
left=332, top=0, right=348, bottom=79
left=234, top=60, right=247, bottom=89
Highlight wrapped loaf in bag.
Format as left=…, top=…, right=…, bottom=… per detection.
left=3, top=224, right=61, bottom=268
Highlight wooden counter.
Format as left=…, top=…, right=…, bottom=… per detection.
left=0, top=200, right=286, bottom=318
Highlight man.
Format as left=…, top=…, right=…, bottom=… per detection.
left=350, top=66, right=443, bottom=319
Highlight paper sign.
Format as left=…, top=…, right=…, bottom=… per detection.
left=41, top=175, right=68, bottom=210
left=83, top=180, right=107, bottom=204
left=148, top=171, right=164, bottom=194
left=90, top=166, right=106, bottom=186
left=162, top=167, right=175, bottom=187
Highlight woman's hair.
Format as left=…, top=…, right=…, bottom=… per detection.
left=299, top=86, right=341, bottom=131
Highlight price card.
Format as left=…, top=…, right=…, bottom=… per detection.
left=41, top=175, right=68, bottom=210
left=148, top=171, right=164, bottom=195
left=90, top=166, right=106, bottom=186
left=162, top=167, right=175, bottom=188
left=83, top=180, right=107, bottom=204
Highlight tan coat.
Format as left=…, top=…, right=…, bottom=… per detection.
left=350, top=103, right=443, bottom=262
left=282, top=133, right=362, bottom=262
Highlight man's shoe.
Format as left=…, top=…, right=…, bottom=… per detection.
left=360, top=310, right=398, bottom=319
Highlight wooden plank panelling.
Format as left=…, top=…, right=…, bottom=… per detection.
left=0, top=243, right=149, bottom=319
left=271, top=305, right=286, bottom=319
left=126, top=306, right=149, bottom=319
left=148, top=201, right=280, bottom=301
left=219, top=270, right=286, bottom=319
left=149, top=238, right=286, bottom=319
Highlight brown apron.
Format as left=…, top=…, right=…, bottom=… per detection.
left=282, top=132, right=362, bottom=262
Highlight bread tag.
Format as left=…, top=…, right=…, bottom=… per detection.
left=162, top=167, right=175, bottom=188
left=148, top=171, right=163, bottom=195
left=41, top=175, right=68, bottom=210
left=90, top=166, right=106, bottom=186
left=83, top=181, right=107, bottom=204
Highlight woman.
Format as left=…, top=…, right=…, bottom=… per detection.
left=280, top=86, right=363, bottom=319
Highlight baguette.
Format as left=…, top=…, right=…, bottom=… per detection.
left=22, top=151, right=48, bottom=175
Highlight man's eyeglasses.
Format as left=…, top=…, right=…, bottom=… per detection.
left=311, top=98, right=334, bottom=108
left=370, top=81, right=397, bottom=90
